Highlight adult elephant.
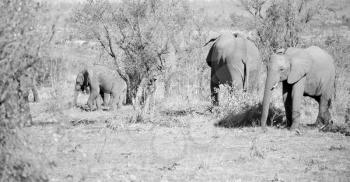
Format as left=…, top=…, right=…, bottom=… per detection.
left=205, top=32, right=261, bottom=105
left=73, top=65, right=127, bottom=110
left=260, top=46, right=336, bottom=130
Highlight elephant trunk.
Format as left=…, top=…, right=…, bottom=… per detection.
left=73, top=85, right=80, bottom=107
left=73, top=90, right=78, bottom=106
left=260, top=70, right=274, bottom=128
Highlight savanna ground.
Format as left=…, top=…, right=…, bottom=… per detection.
left=27, top=96, right=350, bottom=181
left=2, top=0, right=350, bottom=181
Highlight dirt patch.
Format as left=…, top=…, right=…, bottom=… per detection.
left=25, top=104, right=350, bottom=181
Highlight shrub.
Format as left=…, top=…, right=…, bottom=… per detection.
left=213, top=84, right=284, bottom=128
left=73, top=0, right=205, bottom=121
left=241, top=0, right=323, bottom=61
left=0, top=0, right=49, bottom=181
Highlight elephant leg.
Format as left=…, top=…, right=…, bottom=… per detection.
left=226, top=64, right=244, bottom=90
left=103, top=93, right=110, bottom=107
left=73, top=90, right=79, bottom=107
left=32, top=85, right=39, bottom=102
left=315, top=95, right=332, bottom=127
left=95, top=95, right=103, bottom=109
left=87, top=91, right=100, bottom=111
left=290, top=78, right=305, bottom=130
left=210, top=79, right=219, bottom=106
left=109, top=94, right=117, bottom=110
left=210, top=69, right=219, bottom=106
left=283, top=82, right=293, bottom=127
left=116, top=95, right=122, bottom=109
left=99, top=90, right=105, bottom=106
left=116, top=90, right=125, bottom=109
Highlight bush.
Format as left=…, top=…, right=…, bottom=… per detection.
left=213, top=84, right=284, bottom=128
left=73, top=0, right=208, bottom=121
left=241, top=0, right=350, bottom=130
left=0, top=0, right=49, bottom=181
left=241, top=0, right=323, bottom=61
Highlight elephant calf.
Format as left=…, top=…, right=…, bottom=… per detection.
left=205, top=32, right=261, bottom=105
left=73, top=65, right=127, bottom=111
left=260, top=46, right=336, bottom=130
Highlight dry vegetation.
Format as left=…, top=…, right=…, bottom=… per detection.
left=1, top=0, right=350, bottom=181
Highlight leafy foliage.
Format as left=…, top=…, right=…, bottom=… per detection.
left=73, top=0, right=201, bottom=121
left=0, top=0, right=49, bottom=181
left=241, top=0, right=323, bottom=60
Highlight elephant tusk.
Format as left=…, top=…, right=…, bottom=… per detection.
left=271, top=82, right=279, bottom=90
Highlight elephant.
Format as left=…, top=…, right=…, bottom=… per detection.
left=205, top=32, right=261, bottom=105
left=260, top=46, right=336, bottom=130
left=73, top=65, right=127, bottom=110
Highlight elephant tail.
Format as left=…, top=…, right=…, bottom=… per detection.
left=230, top=64, right=245, bottom=86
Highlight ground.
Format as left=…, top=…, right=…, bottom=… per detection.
left=24, top=98, right=350, bottom=182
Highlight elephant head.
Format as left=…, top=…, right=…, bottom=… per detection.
left=73, top=69, right=91, bottom=106
left=260, top=50, right=312, bottom=128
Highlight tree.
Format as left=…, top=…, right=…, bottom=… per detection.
left=240, top=0, right=323, bottom=60
left=0, top=1, right=50, bottom=181
left=0, top=0, right=44, bottom=127
left=73, top=0, right=193, bottom=121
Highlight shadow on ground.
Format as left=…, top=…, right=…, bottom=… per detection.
left=215, top=103, right=285, bottom=128
left=321, top=123, right=350, bottom=136
left=160, top=105, right=212, bottom=117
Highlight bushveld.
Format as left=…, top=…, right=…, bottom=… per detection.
left=0, top=0, right=349, bottom=181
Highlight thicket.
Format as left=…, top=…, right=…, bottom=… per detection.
left=238, top=0, right=350, bottom=125
left=73, top=0, right=209, bottom=121
left=0, top=0, right=51, bottom=181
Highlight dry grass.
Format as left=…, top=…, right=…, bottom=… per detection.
left=212, top=84, right=285, bottom=128
left=4, top=0, right=350, bottom=181
left=25, top=102, right=350, bottom=181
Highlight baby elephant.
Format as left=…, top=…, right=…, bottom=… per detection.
left=260, top=46, right=335, bottom=130
left=73, top=65, right=127, bottom=110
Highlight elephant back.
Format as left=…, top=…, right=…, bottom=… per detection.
left=305, top=46, right=336, bottom=96
left=90, top=65, right=117, bottom=78
left=90, top=65, right=126, bottom=86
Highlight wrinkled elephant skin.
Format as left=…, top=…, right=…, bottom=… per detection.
left=260, top=46, right=336, bottom=130
left=73, top=65, right=127, bottom=111
left=205, top=32, right=261, bottom=105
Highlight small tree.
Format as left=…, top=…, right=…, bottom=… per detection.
left=73, top=0, right=193, bottom=121
left=240, top=0, right=323, bottom=60
left=0, top=0, right=44, bottom=127
left=0, top=0, right=49, bottom=181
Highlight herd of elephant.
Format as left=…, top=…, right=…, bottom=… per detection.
left=73, top=32, right=336, bottom=131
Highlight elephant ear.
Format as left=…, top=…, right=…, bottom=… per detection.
left=206, top=45, right=214, bottom=67
left=82, top=69, right=93, bottom=86
left=204, top=36, right=220, bottom=67
left=287, top=55, right=312, bottom=84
